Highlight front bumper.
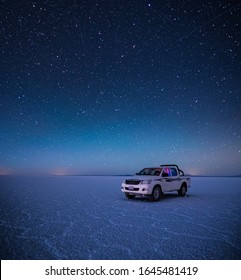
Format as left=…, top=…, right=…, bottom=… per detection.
left=121, top=183, right=152, bottom=195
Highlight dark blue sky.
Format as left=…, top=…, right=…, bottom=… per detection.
left=1, top=0, right=241, bottom=176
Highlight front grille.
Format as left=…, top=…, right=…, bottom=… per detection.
left=126, top=180, right=140, bottom=185
left=125, top=187, right=139, bottom=191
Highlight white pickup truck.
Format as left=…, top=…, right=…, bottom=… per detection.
left=121, top=164, right=191, bottom=201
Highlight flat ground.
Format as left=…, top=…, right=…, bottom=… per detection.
left=0, top=176, right=241, bottom=259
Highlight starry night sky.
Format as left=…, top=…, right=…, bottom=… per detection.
left=1, top=0, right=241, bottom=176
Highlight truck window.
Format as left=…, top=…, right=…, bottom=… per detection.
left=170, top=167, right=178, bottom=176
left=162, top=168, right=171, bottom=177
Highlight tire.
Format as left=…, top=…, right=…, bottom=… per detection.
left=151, top=186, right=162, bottom=202
left=178, top=184, right=187, bottom=197
left=125, top=193, right=135, bottom=199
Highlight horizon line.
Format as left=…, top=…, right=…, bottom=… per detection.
left=0, top=174, right=241, bottom=178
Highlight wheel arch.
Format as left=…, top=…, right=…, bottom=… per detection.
left=153, top=184, right=162, bottom=192
left=181, top=182, right=187, bottom=189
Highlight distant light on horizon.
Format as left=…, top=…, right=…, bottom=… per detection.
left=0, top=167, right=12, bottom=176
left=51, top=168, right=70, bottom=176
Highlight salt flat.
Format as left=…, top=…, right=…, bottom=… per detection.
left=0, top=176, right=241, bottom=259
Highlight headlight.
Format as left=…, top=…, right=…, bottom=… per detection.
left=140, top=180, right=151, bottom=184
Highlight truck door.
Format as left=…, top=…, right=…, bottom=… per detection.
left=170, top=167, right=180, bottom=191
left=161, top=168, right=173, bottom=191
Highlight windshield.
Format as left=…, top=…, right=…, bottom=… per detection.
left=137, top=168, right=162, bottom=176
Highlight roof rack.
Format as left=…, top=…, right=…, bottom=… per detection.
left=160, top=164, right=184, bottom=176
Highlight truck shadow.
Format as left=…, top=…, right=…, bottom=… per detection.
left=124, top=193, right=191, bottom=203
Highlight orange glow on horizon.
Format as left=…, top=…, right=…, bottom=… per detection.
left=51, top=168, right=71, bottom=176
left=0, top=167, right=12, bottom=175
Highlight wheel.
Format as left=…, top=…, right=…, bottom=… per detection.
left=125, top=193, right=135, bottom=199
left=178, top=184, right=187, bottom=196
left=151, top=186, right=162, bottom=202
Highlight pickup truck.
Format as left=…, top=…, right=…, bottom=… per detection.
left=121, top=164, right=191, bottom=201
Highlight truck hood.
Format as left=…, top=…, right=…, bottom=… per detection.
left=125, top=175, right=160, bottom=181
